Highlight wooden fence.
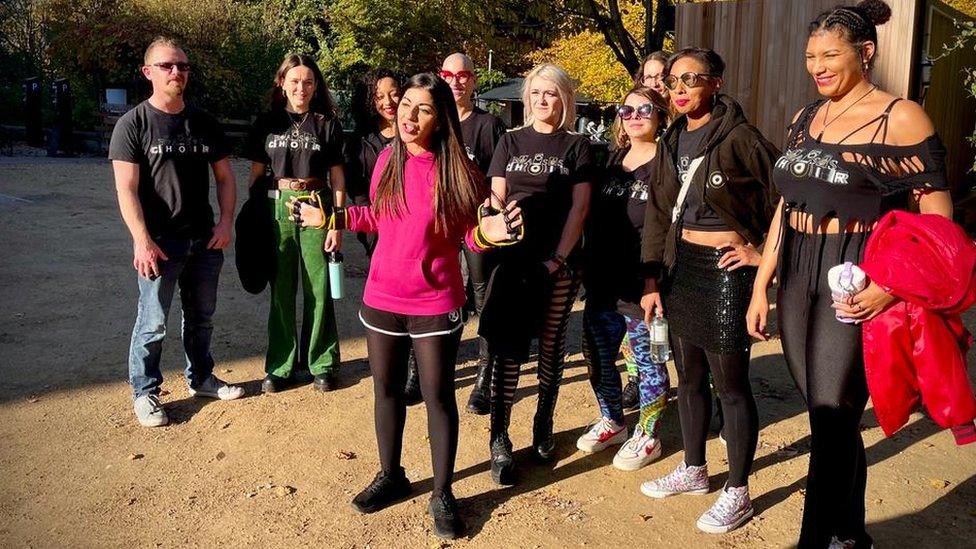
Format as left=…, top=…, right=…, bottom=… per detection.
left=675, top=0, right=922, bottom=148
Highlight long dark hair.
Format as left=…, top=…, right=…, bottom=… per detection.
left=269, top=53, right=337, bottom=117
left=351, top=68, right=403, bottom=135
left=373, top=73, right=482, bottom=235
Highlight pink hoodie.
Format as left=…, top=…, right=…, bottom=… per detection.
left=346, top=147, right=484, bottom=315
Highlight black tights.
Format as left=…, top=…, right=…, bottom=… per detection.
left=779, top=228, right=872, bottom=548
left=673, top=336, right=758, bottom=488
left=490, top=269, right=581, bottom=439
left=366, top=328, right=461, bottom=495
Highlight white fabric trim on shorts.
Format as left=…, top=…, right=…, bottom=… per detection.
left=358, top=310, right=463, bottom=339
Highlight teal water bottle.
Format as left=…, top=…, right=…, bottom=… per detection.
left=328, top=251, right=344, bottom=300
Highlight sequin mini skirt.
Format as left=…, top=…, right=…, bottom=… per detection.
left=665, top=240, right=757, bottom=354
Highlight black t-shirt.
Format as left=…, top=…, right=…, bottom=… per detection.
left=677, top=121, right=728, bottom=231
left=487, top=126, right=594, bottom=261
left=584, top=147, right=657, bottom=317
left=108, top=100, right=228, bottom=239
left=244, top=110, right=344, bottom=182
left=460, top=108, right=506, bottom=177
left=344, top=131, right=393, bottom=206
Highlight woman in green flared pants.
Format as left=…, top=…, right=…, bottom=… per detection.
left=244, top=53, right=346, bottom=393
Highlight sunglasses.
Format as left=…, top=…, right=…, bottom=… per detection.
left=617, top=103, right=659, bottom=120
left=439, top=70, right=474, bottom=84
left=640, top=73, right=664, bottom=86
left=152, top=62, right=192, bottom=73
left=662, top=72, right=717, bottom=91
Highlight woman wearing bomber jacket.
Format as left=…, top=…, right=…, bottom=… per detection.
left=639, top=48, right=780, bottom=535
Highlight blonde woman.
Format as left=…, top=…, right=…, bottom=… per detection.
left=479, top=63, right=593, bottom=485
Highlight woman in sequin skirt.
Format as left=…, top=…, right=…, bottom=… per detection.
left=638, top=48, right=780, bottom=534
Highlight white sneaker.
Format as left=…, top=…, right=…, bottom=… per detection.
left=640, top=461, right=709, bottom=498
left=696, top=485, right=753, bottom=534
left=612, top=425, right=662, bottom=471
left=188, top=375, right=244, bottom=400
left=827, top=537, right=870, bottom=549
left=133, top=394, right=169, bottom=427
left=576, top=417, right=627, bottom=453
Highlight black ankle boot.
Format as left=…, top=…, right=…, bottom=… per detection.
left=312, top=372, right=337, bottom=392
left=465, top=349, right=492, bottom=415
left=261, top=375, right=289, bottom=394
left=489, top=435, right=515, bottom=486
left=351, top=467, right=412, bottom=514
left=621, top=375, right=639, bottom=410
left=428, top=490, right=464, bottom=539
left=532, top=416, right=556, bottom=463
left=403, top=351, right=422, bottom=405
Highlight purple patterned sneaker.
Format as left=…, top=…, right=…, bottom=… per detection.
left=696, top=485, right=753, bottom=534
left=640, top=461, right=709, bottom=498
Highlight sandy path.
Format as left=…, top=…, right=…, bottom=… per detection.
left=0, top=156, right=974, bottom=548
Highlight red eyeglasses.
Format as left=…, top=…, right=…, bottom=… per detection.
left=439, top=70, right=474, bottom=84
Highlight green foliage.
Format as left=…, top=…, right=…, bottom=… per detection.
left=475, top=68, right=508, bottom=93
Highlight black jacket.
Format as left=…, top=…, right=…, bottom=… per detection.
left=641, top=94, right=780, bottom=271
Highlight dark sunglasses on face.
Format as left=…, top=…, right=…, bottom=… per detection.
left=617, top=103, right=658, bottom=120
left=439, top=70, right=474, bottom=83
left=663, top=72, right=716, bottom=91
left=152, top=62, right=192, bottom=73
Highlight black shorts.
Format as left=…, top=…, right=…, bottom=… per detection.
left=359, top=304, right=464, bottom=338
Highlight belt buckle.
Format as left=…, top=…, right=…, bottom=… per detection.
left=289, top=179, right=305, bottom=191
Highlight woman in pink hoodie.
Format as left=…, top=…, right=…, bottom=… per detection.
left=296, top=72, right=520, bottom=540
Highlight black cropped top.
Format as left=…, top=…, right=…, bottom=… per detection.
left=773, top=99, right=950, bottom=228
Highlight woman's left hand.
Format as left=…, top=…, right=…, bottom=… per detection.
left=324, top=229, right=342, bottom=252
left=717, top=242, right=761, bottom=271
left=479, top=199, right=523, bottom=243
left=832, top=281, right=897, bottom=323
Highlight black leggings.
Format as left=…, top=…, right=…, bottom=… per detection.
left=778, top=228, right=872, bottom=548
left=490, top=269, right=581, bottom=438
left=366, top=328, right=461, bottom=495
left=673, top=336, right=757, bottom=487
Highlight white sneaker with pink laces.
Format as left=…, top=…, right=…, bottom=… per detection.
left=576, top=417, right=627, bottom=453
left=696, top=484, right=753, bottom=534
left=640, top=461, right=709, bottom=498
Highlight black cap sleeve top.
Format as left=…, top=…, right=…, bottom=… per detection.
left=773, top=98, right=950, bottom=229
left=243, top=110, right=345, bottom=181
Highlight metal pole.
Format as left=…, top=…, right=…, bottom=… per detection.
left=488, top=50, right=494, bottom=73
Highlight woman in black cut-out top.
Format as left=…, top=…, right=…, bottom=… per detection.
left=746, top=2, right=952, bottom=547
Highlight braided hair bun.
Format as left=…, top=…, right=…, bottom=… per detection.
left=855, top=0, right=892, bottom=26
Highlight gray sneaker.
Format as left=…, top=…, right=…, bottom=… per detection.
left=188, top=375, right=245, bottom=400
left=133, top=394, right=169, bottom=427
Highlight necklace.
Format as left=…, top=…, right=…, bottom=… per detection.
left=816, top=85, right=876, bottom=143
left=289, top=111, right=309, bottom=138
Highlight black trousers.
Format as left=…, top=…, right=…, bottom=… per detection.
left=778, top=228, right=872, bottom=548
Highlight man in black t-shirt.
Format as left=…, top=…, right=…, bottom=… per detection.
left=109, top=37, right=243, bottom=428
left=438, top=52, right=507, bottom=415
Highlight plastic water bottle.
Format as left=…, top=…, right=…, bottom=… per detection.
left=649, top=316, right=672, bottom=363
left=328, top=252, right=344, bottom=300
left=827, top=262, right=867, bottom=324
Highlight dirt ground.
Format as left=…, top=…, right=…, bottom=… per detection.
left=1, top=154, right=975, bottom=549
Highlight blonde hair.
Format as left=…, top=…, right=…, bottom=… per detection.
left=144, top=36, right=184, bottom=65
left=521, top=64, right=577, bottom=131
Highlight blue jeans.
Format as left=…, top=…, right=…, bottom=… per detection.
left=128, top=237, right=223, bottom=398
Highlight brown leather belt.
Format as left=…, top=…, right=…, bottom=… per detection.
left=275, top=177, right=325, bottom=191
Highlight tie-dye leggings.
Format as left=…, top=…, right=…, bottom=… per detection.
left=581, top=308, right=669, bottom=437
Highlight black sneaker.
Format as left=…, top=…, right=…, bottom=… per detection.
left=490, top=436, right=515, bottom=486
left=313, top=373, right=338, bottom=392
left=428, top=490, right=464, bottom=540
left=351, top=468, right=412, bottom=514
left=621, top=376, right=639, bottom=411
left=403, top=351, right=422, bottom=405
